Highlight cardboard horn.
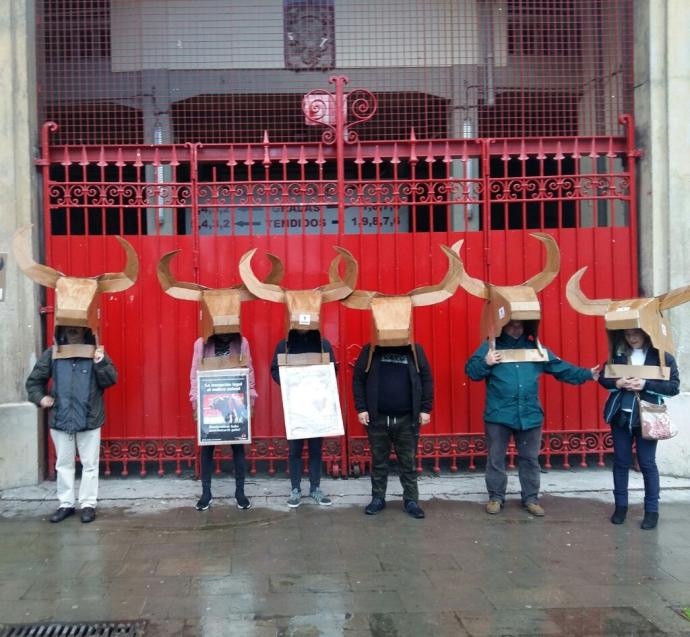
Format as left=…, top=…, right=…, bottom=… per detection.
left=264, top=253, right=285, bottom=286
left=321, top=247, right=358, bottom=302
left=239, top=248, right=287, bottom=303
left=341, top=289, right=377, bottom=310
left=657, top=284, right=690, bottom=311
left=157, top=250, right=206, bottom=301
left=97, top=236, right=139, bottom=293
left=12, top=224, right=138, bottom=293
left=159, top=250, right=285, bottom=302
left=522, top=232, right=560, bottom=292
left=409, top=240, right=463, bottom=307
left=12, top=224, right=62, bottom=288
left=456, top=243, right=489, bottom=300
left=565, top=267, right=610, bottom=316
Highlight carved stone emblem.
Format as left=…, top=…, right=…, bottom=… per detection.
left=284, top=0, right=335, bottom=70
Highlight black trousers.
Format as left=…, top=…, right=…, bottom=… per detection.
left=200, top=445, right=246, bottom=493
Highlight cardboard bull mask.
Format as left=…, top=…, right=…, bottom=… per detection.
left=157, top=249, right=284, bottom=369
left=12, top=224, right=138, bottom=358
left=458, top=232, right=560, bottom=363
left=239, top=247, right=357, bottom=366
left=566, top=267, right=690, bottom=380
left=342, top=241, right=462, bottom=370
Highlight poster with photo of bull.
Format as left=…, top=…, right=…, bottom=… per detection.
left=197, top=368, right=251, bottom=445
left=279, top=363, right=344, bottom=440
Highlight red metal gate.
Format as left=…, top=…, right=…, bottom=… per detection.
left=38, top=83, right=637, bottom=476
left=35, top=0, right=637, bottom=476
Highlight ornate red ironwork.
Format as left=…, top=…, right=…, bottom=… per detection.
left=302, top=76, right=377, bottom=145
left=347, top=431, right=612, bottom=478
left=38, top=106, right=637, bottom=478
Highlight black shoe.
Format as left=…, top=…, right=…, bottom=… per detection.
left=235, top=491, right=251, bottom=510
left=80, top=507, right=96, bottom=523
left=365, top=497, right=386, bottom=515
left=640, top=511, right=659, bottom=530
left=404, top=500, right=425, bottom=519
left=49, top=507, right=75, bottom=523
left=196, top=492, right=213, bottom=511
left=610, top=506, right=627, bottom=525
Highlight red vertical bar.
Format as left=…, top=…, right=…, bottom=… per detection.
left=333, top=76, right=347, bottom=234
left=481, top=139, right=492, bottom=280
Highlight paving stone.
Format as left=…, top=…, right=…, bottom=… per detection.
left=191, top=574, right=269, bottom=596
left=1, top=477, right=690, bottom=636
left=0, top=579, right=33, bottom=601
left=458, top=609, right=564, bottom=636
left=269, top=572, right=350, bottom=593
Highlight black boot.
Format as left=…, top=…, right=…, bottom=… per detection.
left=235, top=484, right=251, bottom=510
left=196, top=484, right=213, bottom=511
left=640, top=511, right=659, bottom=530
left=610, top=506, right=627, bottom=525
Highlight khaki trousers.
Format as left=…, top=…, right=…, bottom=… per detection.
left=50, top=428, right=101, bottom=509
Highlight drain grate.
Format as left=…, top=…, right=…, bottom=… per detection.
left=0, top=622, right=146, bottom=637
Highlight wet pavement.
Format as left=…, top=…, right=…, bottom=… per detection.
left=1, top=469, right=690, bottom=636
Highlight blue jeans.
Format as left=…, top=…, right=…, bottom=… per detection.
left=611, top=423, right=659, bottom=512
left=288, top=438, right=323, bottom=492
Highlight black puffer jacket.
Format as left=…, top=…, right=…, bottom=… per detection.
left=26, top=349, right=118, bottom=432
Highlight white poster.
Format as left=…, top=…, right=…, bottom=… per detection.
left=278, top=363, right=344, bottom=440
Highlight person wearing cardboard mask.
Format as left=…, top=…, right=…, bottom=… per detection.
left=462, top=234, right=599, bottom=517
left=26, top=326, right=117, bottom=523
left=190, top=332, right=257, bottom=511
left=565, top=266, right=688, bottom=530
left=240, top=246, right=357, bottom=509
left=270, top=329, right=337, bottom=507
left=346, top=242, right=462, bottom=519
left=352, top=342, right=433, bottom=519
left=13, top=225, right=137, bottom=524
left=597, top=329, right=679, bottom=529
left=157, top=249, right=279, bottom=512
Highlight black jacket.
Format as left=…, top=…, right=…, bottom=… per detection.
left=270, top=331, right=337, bottom=385
left=26, top=348, right=117, bottom=432
left=598, top=348, right=679, bottom=428
left=353, top=343, right=433, bottom=424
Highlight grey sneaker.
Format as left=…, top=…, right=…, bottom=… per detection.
left=287, top=488, right=302, bottom=508
left=309, top=488, right=332, bottom=506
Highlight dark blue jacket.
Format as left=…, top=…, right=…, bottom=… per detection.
left=598, top=348, right=679, bottom=428
left=270, top=330, right=337, bottom=385
left=26, top=349, right=117, bottom=433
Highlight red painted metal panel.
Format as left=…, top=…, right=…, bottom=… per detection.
left=38, top=113, right=638, bottom=476
left=34, top=0, right=637, bottom=476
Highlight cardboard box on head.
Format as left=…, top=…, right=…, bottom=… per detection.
left=342, top=241, right=462, bottom=371
left=566, top=267, right=690, bottom=380
left=239, top=246, right=357, bottom=366
left=157, top=249, right=284, bottom=369
left=458, top=232, right=560, bottom=363
left=12, top=224, right=138, bottom=358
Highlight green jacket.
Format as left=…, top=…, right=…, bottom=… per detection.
left=465, top=334, right=593, bottom=430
